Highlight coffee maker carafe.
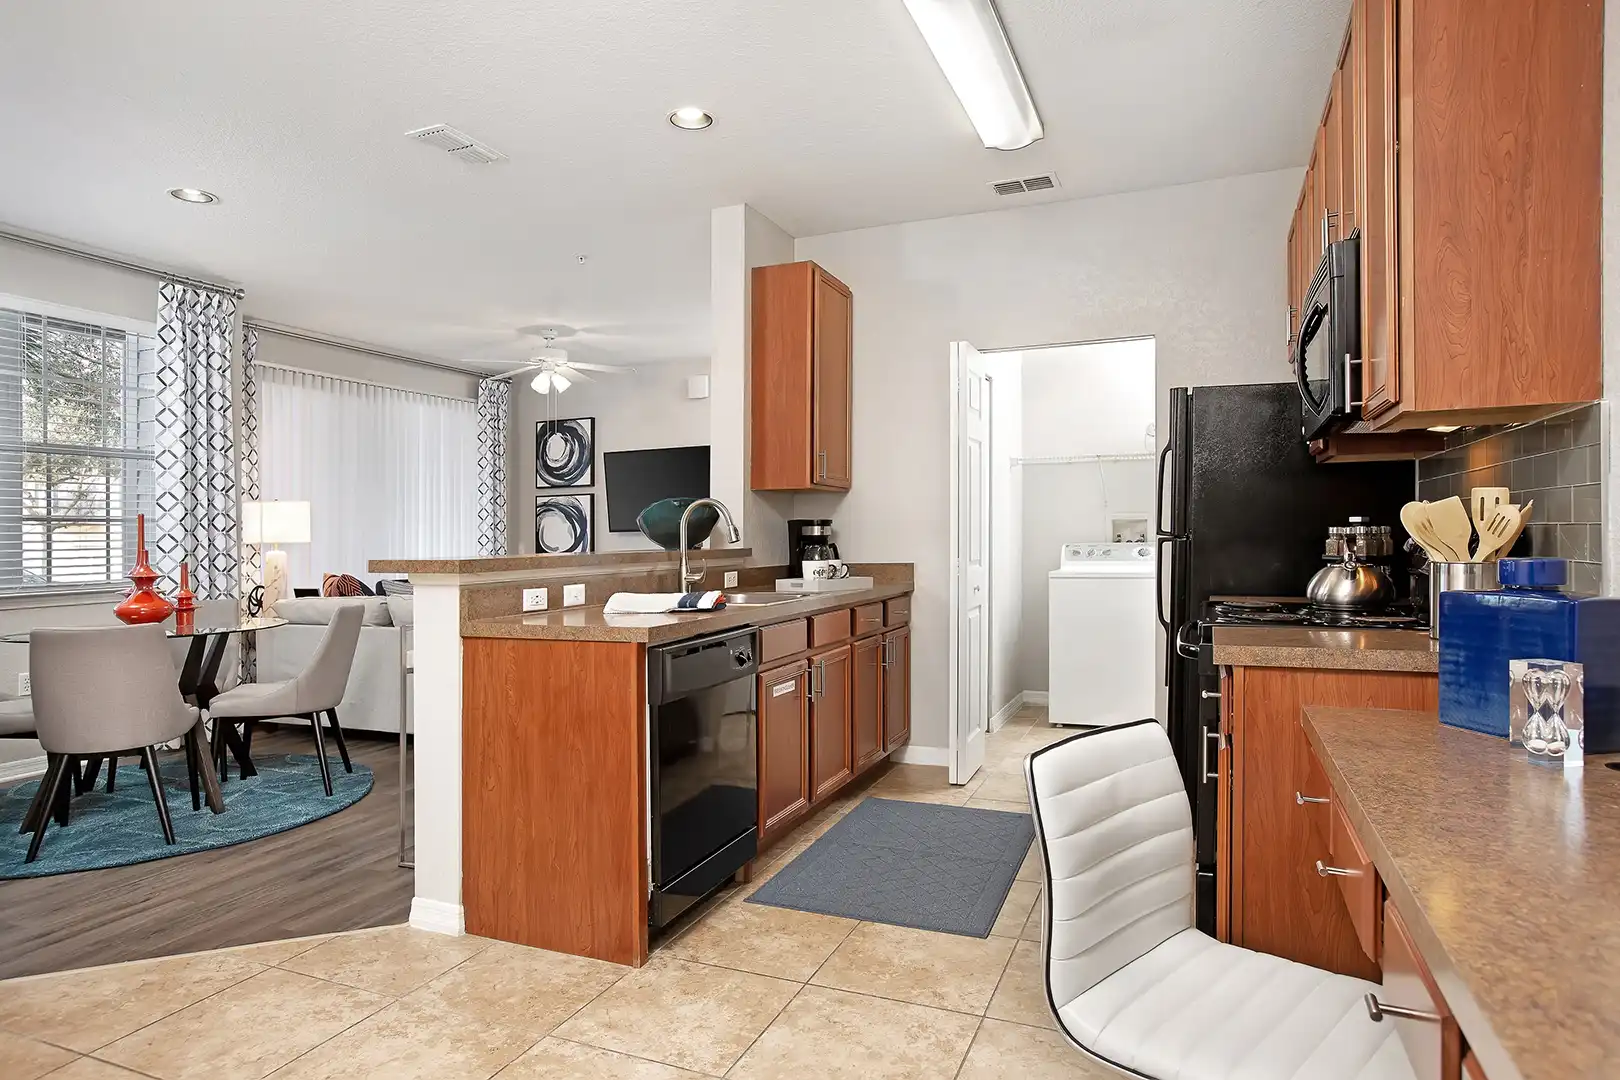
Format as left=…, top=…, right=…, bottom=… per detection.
left=788, top=519, right=839, bottom=579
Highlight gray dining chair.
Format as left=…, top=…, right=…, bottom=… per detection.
left=206, top=602, right=363, bottom=796
left=27, top=624, right=209, bottom=862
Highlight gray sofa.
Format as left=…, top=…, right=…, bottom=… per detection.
left=257, top=596, right=412, bottom=735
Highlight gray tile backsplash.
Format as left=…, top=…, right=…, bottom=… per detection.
left=1415, top=404, right=1604, bottom=596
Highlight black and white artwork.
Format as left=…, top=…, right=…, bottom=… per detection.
left=535, top=493, right=594, bottom=554
left=535, top=417, right=595, bottom=488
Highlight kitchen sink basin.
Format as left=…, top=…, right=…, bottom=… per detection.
left=722, top=592, right=801, bottom=607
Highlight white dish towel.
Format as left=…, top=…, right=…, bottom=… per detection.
left=602, top=591, right=726, bottom=614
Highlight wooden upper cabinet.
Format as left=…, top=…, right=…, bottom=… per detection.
left=1357, top=0, right=1401, bottom=421
left=751, top=261, right=854, bottom=492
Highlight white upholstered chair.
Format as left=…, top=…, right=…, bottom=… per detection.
left=1024, top=719, right=1416, bottom=1080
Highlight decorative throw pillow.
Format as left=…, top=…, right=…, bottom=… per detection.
left=322, top=573, right=373, bottom=597
left=376, top=578, right=414, bottom=596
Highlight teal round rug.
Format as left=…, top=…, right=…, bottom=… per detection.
left=0, top=753, right=373, bottom=879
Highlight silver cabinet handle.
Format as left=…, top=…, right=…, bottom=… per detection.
left=1200, top=727, right=1219, bottom=782
left=1316, top=860, right=1360, bottom=878
left=1364, top=993, right=1442, bottom=1024
left=1296, top=792, right=1329, bottom=806
left=880, top=638, right=892, bottom=668
left=1200, top=689, right=1221, bottom=700
left=818, top=449, right=827, bottom=480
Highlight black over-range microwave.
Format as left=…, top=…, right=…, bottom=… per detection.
left=1294, top=233, right=1361, bottom=442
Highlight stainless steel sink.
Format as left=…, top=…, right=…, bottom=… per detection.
left=722, top=592, right=802, bottom=607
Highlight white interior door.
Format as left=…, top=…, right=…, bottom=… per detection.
left=949, top=341, right=990, bottom=784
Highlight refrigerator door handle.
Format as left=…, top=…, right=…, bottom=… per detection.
left=1155, top=441, right=1173, bottom=537
left=1155, top=536, right=1174, bottom=633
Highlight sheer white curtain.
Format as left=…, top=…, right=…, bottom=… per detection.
left=256, top=365, right=478, bottom=588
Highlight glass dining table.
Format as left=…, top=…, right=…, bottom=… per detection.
left=1, top=616, right=288, bottom=812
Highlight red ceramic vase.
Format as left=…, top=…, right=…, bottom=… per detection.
left=173, top=562, right=197, bottom=635
left=114, top=513, right=175, bottom=625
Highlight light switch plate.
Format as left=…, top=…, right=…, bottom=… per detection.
left=522, top=587, right=549, bottom=612
left=562, top=583, right=586, bottom=607
left=16, top=672, right=29, bottom=696
left=724, top=571, right=739, bottom=589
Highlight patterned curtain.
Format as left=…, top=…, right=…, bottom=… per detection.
left=476, top=378, right=510, bottom=556
left=239, top=325, right=262, bottom=597
left=153, top=280, right=240, bottom=598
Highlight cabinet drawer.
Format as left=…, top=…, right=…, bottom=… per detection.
left=884, top=596, right=910, bottom=626
left=853, top=603, right=884, bottom=637
left=760, top=619, right=809, bottom=664
left=811, top=609, right=852, bottom=647
left=1327, top=800, right=1381, bottom=963
left=1378, top=900, right=1461, bottom=1080
left=1301, top=745, right=1333, bottom=853
left=1462, top=1052, right=1486, bottom=1080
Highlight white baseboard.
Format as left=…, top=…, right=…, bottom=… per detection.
left=1022, top=691, right=1049, bottom=707
left=409, top=897, right=465, bottom=936
left=0, top=755, right=46, bottom=784
left=988, top=695, right=1024, bottom=733
left=891, top=745, right=950, bottom=767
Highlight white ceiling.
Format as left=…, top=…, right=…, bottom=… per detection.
left=0, top=0, right=1349, bottom=369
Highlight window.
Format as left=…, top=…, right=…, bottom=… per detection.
left=0, top=300, right=157, bottom=596
left=256, top=365, right=477, bottom=585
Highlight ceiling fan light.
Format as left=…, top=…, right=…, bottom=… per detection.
left=902, top=0, right=1044, bottom=150
left=531, top=372, right=552, bottom=394
left=551, top=373, right=571, bottom=393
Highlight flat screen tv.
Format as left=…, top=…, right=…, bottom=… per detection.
left=603, top=445, right=711, bottom=533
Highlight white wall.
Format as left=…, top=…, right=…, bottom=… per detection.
left=985, top=353, right=1023, bottom=720
left=794, top=168, right=1300, bottom=754
left=1012, top=340, right=1157, bottom=692
left=508, top=363, right=711, bottom=553
left=712, top=205, right=796, bottom=567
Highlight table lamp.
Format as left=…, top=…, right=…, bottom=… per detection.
left=242, top=500, right=310, bottom=611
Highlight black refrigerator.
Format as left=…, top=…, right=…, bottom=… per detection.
left=1156, top=383, right=1415, bottom=932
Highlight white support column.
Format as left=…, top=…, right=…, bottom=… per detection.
left=407, top=576, right=465, bottom=934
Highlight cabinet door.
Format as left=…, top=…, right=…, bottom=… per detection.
left=852, top=634, right=884, bottom=772
left=1382, top=900, right=1462, bottom=1080
left=1357, top=0, right=1400, bottom=419
left=811, top=268, right=853, bottom=490
left=758, top=662, right=810, bottom=838
left=882, top=626, right=911, bottom=753
left=809, top=646, right=852, bottom=801
left=1336, top=27, right=1358, bottom=240
left=1322, top=80, right=1345, bottom=245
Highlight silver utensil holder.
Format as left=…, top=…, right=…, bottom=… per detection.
left=1428, top=562, right=1501, bottom=639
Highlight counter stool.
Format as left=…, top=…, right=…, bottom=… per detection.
left=1024, top=719, right=1416, bottom=1080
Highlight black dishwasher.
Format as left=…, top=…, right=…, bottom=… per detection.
left=647, top=626, right=759, bottom=927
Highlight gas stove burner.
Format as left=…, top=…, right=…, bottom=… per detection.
left=1308, top=608, right=1422, bottom=629
left=1209, top=598, right=1425, bottom=630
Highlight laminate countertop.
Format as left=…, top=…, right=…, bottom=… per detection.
left=1303, top=706, right=1620, bottom=1080
left=1212, top=625, right=1438, bottom=673
left=461, top=584, right=913, bottom=644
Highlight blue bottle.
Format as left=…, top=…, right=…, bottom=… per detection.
left=1439, top=558, right=1620, bottom=749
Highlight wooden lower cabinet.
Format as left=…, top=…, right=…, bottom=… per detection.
left=1381, top=900, right=1462, bottom=1080
left=758, top=660, right=811, bottom=841
left=882, top=625, right=911, bottom=752
left=809, top=645, right=852, bottom=801
left=851, top=635, right=884, bottom=771
left=1220, top=664, right=1436, bottom=980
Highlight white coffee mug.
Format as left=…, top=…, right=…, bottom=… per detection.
left=804, top=559, right=850, bottom=580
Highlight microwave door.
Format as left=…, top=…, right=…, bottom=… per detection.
left=1295, top=300, right=1331, bottom=420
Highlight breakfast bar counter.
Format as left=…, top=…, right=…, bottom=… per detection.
left=1303, top=706, right=1620, bottom=1080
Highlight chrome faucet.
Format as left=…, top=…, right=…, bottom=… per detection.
left=679, top=499, right=740, bottom=591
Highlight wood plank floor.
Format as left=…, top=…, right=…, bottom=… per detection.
left=0, top=727, right=412, bottom=980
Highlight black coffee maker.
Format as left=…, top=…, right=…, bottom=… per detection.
left=788, top=519, right=838, bottom=579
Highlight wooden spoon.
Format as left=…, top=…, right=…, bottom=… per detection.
left=1400, top=501, right=1454, bottom=562
left=1472, top=505, right=1520, bottom=563
left=1495, top=499, right=1533, bottom=559
left=1427, top=496, right=1476, bottom=564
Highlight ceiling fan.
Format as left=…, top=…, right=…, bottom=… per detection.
left=462, top=330, right=634, bottom=394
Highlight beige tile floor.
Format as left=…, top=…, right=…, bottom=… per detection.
left=0, top=707, right=1113, bottom=1079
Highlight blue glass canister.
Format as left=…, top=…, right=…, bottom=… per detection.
left=1438, top=558, right=1620, bottom=749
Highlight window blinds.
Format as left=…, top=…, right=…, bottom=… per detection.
left=0, top=306, right=157, bottom=595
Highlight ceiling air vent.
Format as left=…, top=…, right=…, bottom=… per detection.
left=404, top=124, right=507, bottom=165
left=990, top=173, right=1059, bottom=196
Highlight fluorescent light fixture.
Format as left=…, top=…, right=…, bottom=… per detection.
left=903, top=0, right=1043, bottom=150
left=668, top=107, right=714, bottom=130
left=168, top=187, right=219, bottom=204
left=1426, top=425, right=1462, bottom=434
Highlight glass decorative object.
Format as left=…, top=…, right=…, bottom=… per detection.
left=1510, top=658, right=1584, bottom=768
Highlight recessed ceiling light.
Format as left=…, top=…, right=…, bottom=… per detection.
left=168, top=187, right=219, bottom=204
left=668, top=107, right=714, bottom=130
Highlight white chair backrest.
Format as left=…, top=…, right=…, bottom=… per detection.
left=1025, top=719, right=1195, bottom=1013
left=31, top=624, right=195, bottom=754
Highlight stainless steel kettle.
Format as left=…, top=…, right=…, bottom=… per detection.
left=1306, top=550, right=1396, bottom=612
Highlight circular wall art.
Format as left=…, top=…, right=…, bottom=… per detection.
left=535, top=417, right=595, bottom=487
left=535, top=493, right=594, bottom=554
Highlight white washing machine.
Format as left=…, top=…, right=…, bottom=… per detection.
left=1048, top=542, right=1158, bottom=728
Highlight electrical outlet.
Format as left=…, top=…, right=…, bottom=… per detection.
left=562, top=583, right=586, bottom=607
left=724, top=571, right=739, bottom=589
left=16, top=672, right=29, bottom=696
left=522, top=587, right=549, bottom=612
